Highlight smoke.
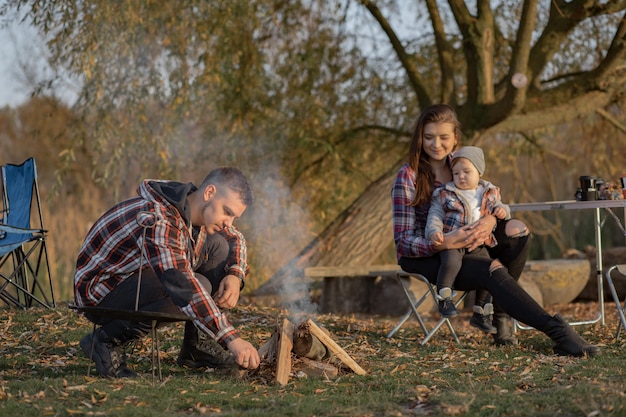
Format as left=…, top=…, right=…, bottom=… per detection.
left=245, top=164, right=319, bottom=318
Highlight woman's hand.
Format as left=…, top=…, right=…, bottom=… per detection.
left=440, top=215, right=496, bottom=251
left=466, top=215, right=497, bottom=250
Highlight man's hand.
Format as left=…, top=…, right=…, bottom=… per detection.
left=214, top=275, right=241, bottom=309
left=227, top=337, right=260, bottom=369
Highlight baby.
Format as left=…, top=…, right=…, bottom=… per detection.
left=426, top=146, right=509, bottom=333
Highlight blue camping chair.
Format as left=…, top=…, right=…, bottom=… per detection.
left=0, top=158, right=55, bottom=308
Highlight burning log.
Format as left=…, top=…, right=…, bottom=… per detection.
left=260, top=316, right=366, bottom=385
left=293, top=321, right=331, bottom=361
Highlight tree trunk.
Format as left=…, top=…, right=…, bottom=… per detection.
left=254, top=157, right=405, bottom=297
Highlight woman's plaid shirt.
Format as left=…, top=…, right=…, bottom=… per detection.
left=392, top=163, right=438, bottom=260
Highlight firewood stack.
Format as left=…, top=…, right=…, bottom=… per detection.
left=258, top=317, right=366, bottom=385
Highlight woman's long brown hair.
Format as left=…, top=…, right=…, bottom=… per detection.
left=408, top=104, right=462, bottom=207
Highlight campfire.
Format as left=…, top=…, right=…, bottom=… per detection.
left=257, top=316, right=366, bottom=385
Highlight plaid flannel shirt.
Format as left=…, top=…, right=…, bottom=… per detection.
left=392, top=163, right=439, bottom=260
left=426, top=179, right=510, bottom=247
left=74, top=180, right=248, bottom=345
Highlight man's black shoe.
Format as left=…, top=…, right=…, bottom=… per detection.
left=80, top=329, right=137, bottom=378
left=177, top=331, right=235, bottom=369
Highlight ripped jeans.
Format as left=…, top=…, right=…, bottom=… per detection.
left=399, top=218, right=554, bottom=330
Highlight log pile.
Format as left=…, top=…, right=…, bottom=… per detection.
left=258, top=318, right=366, bottom=385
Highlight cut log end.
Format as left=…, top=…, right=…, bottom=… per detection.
left=293, top=321, right=330, bottom=361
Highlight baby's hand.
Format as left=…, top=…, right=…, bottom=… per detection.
left=431, top=232, right=444, bottom=246
left=493, top=207, right=507, bottom=220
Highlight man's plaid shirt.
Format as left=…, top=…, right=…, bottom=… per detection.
left=74, top=180, right=248, bottom=345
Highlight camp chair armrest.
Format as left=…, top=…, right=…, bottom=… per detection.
left=0, top=223, right=45, bottom=234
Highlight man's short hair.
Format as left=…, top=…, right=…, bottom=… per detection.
left=201, top=167, right=254, bottom=206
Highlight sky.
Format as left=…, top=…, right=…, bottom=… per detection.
left=0, top=17, right=79, bottom=108
left=0, top=23, right=30, bottom=107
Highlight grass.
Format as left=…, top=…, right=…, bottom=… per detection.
left=0, top=301, right=625, bottom=417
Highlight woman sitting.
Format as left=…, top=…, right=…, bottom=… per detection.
left=391, top=103, right=599, bottom=357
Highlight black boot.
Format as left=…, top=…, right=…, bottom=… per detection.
left=470, top=303, right=497, bottom=334
left=79, top=319, right=150, bottom=378
left=437, top=288, right=459, bottom=318
left=543, top=314, right=600, bottom=357
left=177, top=322, right=235, bottom=369
left=492, top=312, right=518, bottom=346
left=80, top=327, right=137, bottom=378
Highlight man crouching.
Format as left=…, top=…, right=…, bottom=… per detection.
left=74, top=167, right=259, bottom=377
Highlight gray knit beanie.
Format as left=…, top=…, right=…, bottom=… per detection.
left=451, top=146, right=485, bottom=176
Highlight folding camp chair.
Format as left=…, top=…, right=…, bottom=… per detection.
left=0, top=157, right=55, bottom=309
left=605, top=265, right=626, bottom=341
left=386, top=270, right=468, bottom=345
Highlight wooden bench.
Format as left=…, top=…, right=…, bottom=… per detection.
left=304, top=264, right=401, bottom=280
left=304, top=264, right=430, bottom=315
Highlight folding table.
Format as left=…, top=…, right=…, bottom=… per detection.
left=510, top=199, right=626, bottom=328
left=604, top=265, right=626, bottom=340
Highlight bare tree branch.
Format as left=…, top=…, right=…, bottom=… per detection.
left=503, top=0, right=538, bottom=111
left=594, top=12, right=626, bottom=79
left=596, top=108, right=626, bottom=134
left=424, top=0, right=456, bottom=104
left=448, top=0, right=496, bottom=106
left=526, top=0, right=620, bottom=91
left=359, top=0, right=431, bottom=108
left=483, top=90, right=615, bottom=136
